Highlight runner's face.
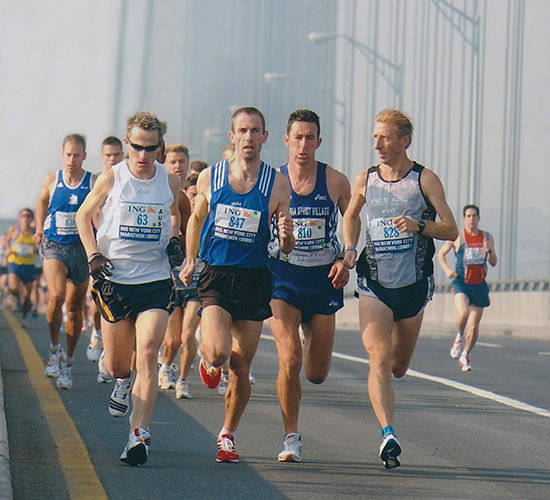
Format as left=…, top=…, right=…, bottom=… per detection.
left=62, top=141, right=86, bottom=174
left=185, top=185, right=198, bottom=209
left=463, top=208, right=480, bottom=232
left=126, top=127, right=161, bottom=173
left=284, top=121, right=321, bottom=166
left=373, top=121, right=408, bottom=166
left=101, top=145, right=123, bottom=170
left=165, top=152, right=189, bottom=180
left=229, top=113, right=267, bottom=162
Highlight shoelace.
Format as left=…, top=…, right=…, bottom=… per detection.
left=218, top=435, right=236, bottom=451
left=113, top=378, right=131, bottom=399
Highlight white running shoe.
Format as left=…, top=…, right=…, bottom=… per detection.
left=44, top=349, right=63, bottom=378
left=109, top=369, right=135, bottom=417
left=278, top=433, right=302, bottom=462
left=459, top=353, right=472, bottom=371
left=120, top=427, right=150, bottom=466
left=249, top=370, right=256, bottom=385
left=175, top=378, right=192, bottom=399
left=379, top=433, right=402, bottom=469
left=97, top=350, right=113, bottom=383
left=218, top=374, right=229, bottom=395
left=157, top=345, right=164, bottom=366
left=158, top=364, right=177, bottom=390
left=56, top=360, right=73, bottom=390
left=86, top=329, right=102, bottom=362
left=450, top=334, right=463, bottom=359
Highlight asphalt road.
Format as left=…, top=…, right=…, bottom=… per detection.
left=1, top=310, right=549, bottom=500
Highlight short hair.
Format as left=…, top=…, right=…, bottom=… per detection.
left=190, top=160, right=208, bottom=174
left=126, top=111, right=167, bottom=140
left=463, top=204, right=480, bottom=216
left=375, top=109, right=414, bottom=146
left=230, top=106, right=266, bottom=133
left=287, top=109, right=321, bottom=137
left=63, top=133, right=86, bottom=151
left=165, top=143, right=189, bottom=160
left=222, top=143, right=235, bottom=160
left=183, top=173, right=199, bottom=191
left=102, top=136, right=123, bottom=149
left=20, top=208, right=34, bottom=218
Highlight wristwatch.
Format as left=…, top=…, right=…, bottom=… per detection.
left=417, top=220, right=426, bottom=234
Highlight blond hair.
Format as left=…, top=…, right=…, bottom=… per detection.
left=165, top=143, right=189, bottom=159
left=126, top=111, right=167, bottom=140
left=375, top=109, right=413, bottom=147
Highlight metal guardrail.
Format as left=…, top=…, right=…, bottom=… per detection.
left=435, top=280, right=550, bottom=293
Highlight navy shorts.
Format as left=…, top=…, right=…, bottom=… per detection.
left=197, top=264, right=272, bottom=322
left=40, top=238, right=89, bottom=285
left=268, top=258, right=343, bottom=323
left=7, top=263, right=36, bottom=284
left=452, top=275, right=490, bottom=308
left=356, top=274, right=435, bottom=321
left=91, top=278, right=174, bottom=323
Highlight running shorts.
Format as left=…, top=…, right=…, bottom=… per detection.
left=356, top=274, right=435, bottom=321
left=7, top=263, right=36, bottom=284
left=268, top=258, right=344, bottom=323
left=451, top=275, right=490, bottom=308
left=40, top=238, right=89, bottom=285
left=91, top=278, right=174, bottom=323
left=197, top=264, right=272, bottom=321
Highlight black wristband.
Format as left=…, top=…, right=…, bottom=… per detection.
left=417, top=220, right=426, bottom=234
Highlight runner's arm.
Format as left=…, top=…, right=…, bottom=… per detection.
left=34, top=172, right=55, bottom=244
left=437, top=239, right=458, bottom=278
left=168, top=174, right=182, bottom=239
left=271, top=171, right=295, bottom=255
left=485, top=233, right=498, bottom=267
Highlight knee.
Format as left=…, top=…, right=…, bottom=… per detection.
left=165, top=334, right=181, bottom=352
left=367, top=349, right=392, bottom=374
left=278, top=349, right=302, bottom=377
left=50, top=290, right=65, bottom=308
left=182, top=332, right=197, bottom=350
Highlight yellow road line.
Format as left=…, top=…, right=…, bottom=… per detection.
left=2, top=310, right=107, bottom=500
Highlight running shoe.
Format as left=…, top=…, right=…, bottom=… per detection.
left=157, top=345, right=164, bottom=366
left=199, top=358, right=221, bottom=389
left=175, top=378, right=192, bottom=399
left=216, top=434, right=239, bottom=463
left=86, top=329, right=102, bottom=362
left=57, top=360, right=73, bottom=390
left=450, top=334, right=463, bottom=359
left=249, top=370, right=256, bottom=385
left=379, top=433, right=402, bottom=469
left=278, top=433, right=302, bottom=462
left=109, top=369, right=135, bottom=417
left=97, top=350, right=113, bottom=383
left=218, top=374, right=229, bottom=395
left=158, top=364, right=177, bottom=390
left=120, top=427, right=151, bottom=466
left=459, top=353, right=472, bottom=371
left=44, top=348, right=63, bottom=378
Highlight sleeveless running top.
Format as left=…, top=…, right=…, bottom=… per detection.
left=96, top=160, right=174, bottom=285
left=269, top=162, right=340, bottom=267
left=455, top=229, right=488, bottom=285
left=200, top=160, right=276, bottom=268
left=357, top=162, right=436, bottom=288
left=8, top=229, right=36, bottom=266
left=44, top=169, right=93, bottom=245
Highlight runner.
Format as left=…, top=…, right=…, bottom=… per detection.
left=437, top=204, right=497, bottom=371
left=342, top=109, right=458, bottom=468
left=76, top=111, right=183, bottom=466
left=34, top=134, right=95, bottom=390
left=268, top=109, right=352, bottom=462
left=181, top=106, right=294, bottom=463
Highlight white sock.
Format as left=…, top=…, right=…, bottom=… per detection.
left=50, top=343, right=61, bottom=352
left=219, top=427, right=235, bottom=437
left=160, top=363, right=170, bottom=372
left=64, top=354, right=74, bottom=365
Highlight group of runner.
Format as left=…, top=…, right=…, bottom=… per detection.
left=9, top=106, right=497, bottom=469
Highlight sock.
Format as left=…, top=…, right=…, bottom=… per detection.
left=64, top=354, right=74, bottom=365
left=50, top=343, right=61, bottom=352
left=461, top=350, right=469, bottom=357
left=456, top=333, right=463, bottom=340
left=219, top=427, right=235, bottom=437
left=160, top=363, right=170, bottom=372
left=285, top=432, right=300, bottom=440
left=382, top=425, right=396, bottom=438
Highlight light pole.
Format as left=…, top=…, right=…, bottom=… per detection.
left=263, top=72, right=347, bottom=173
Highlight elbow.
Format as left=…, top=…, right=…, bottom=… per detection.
left=447, top=225, right=459, bottom=241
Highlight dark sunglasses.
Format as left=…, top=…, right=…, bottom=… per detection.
left=126, top=137, right=161, bottom=153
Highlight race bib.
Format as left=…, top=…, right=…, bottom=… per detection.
left=214, top=204, right=261, bottom=244
left=293, top=218, right=325, bottom=246
left=463, top=246, right=486, bottom=266
left=55, top=212, right=78, bottom=235
left=119, top=202, right=164, bottom=241
left=370, top=217, right=413, bottom=253
left=16, top=243, right=34, bottom=258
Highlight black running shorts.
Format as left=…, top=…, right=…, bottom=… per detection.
left=197, top=264, right=272, bottom=321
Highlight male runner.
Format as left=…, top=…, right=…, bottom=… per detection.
left=35, top=134, right=95, bottom=390
left=181, top=106, right=294, bottom=463
left=268, top=109, right=352, bottom=462
left=342, top=109, right=458, bottom=468
left=76, top=111, right=183, bottom=466
left=437, top=204, right=497, bottom=371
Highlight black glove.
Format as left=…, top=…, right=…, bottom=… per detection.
left=88, top=253, right=114, bottom=280
left=166, top=236, right=184, bottom=268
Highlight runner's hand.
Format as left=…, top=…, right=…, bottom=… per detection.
left=88, top=253, right=114, bottom=280
left=166, top=236, right=185, bottom=268
left=181, top=259, right=195, bottom=287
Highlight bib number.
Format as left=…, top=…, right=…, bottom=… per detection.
left=119, top=202, right=164, bottom=241
left=370, top=217, right=413, bottom=253
left=55, top=212, right=78, bottom=235
left=463, top=246, right=486, bottom=266
left=214, top=204, right=261, bottom=244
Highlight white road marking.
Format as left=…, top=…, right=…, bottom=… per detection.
left=260, top=333, right=550, bottom=419
left=476, top=341, right=502, bottom=348
left=539, top=352, right=550, bottom=356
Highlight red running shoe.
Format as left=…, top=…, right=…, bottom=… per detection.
left=216, top=434, right=239, bottom=462
left=199, top=357, right=222, bottom=389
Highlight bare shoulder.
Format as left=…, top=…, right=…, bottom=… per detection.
left=419, top=166, right=443, bottom=189
left=326, top=165, right=351, bottom=188
left=43, top=171, right=57, bottom=187
left=273, top=169, right=291, bottom=193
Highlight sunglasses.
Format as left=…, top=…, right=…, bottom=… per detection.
left=126, top=137, right=161, bottom=153
left=20, top=213, right=33, bottom=218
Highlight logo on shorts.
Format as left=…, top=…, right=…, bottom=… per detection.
left=328, top=300, right=338, bottom=307
left=69, top=194, right=79, bottom=205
